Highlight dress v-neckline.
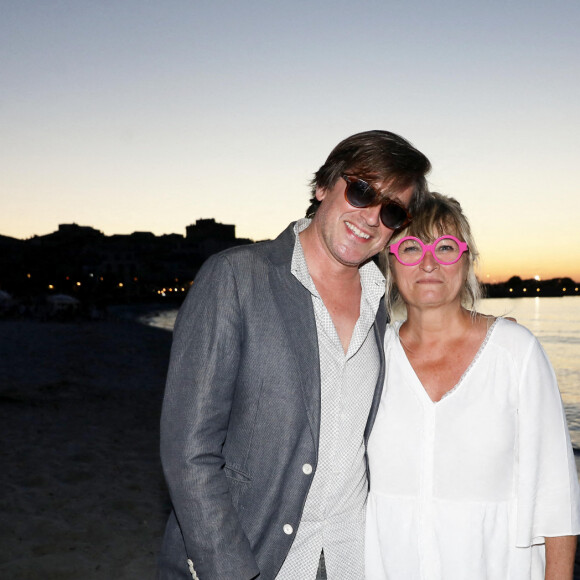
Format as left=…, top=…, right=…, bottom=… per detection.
left=394, top=318, right=500, bottom=405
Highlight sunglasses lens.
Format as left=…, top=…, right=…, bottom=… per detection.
left=344, top=176, right=410, bottom=229
left=380, top=204, right=409, bottom=230
left=346, top=180, right=375, bottom=208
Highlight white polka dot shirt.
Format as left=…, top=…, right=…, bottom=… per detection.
left=275, top=219, right=385, bottom=579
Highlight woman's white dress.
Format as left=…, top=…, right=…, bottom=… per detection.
left=365, top=318, right=580, bottom=579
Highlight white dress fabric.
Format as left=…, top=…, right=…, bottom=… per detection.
left=366, top=318, right=580, bottom=580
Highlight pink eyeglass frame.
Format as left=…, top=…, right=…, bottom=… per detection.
left=388, top=235, right=469, bottom=266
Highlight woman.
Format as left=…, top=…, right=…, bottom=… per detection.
left=365, top=192, right=580, bottom=579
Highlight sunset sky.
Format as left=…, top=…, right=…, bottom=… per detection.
left=1, top=0, right=579, bottom=282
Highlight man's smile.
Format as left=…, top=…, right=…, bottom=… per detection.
left=345, top=221, right=371, bottom=240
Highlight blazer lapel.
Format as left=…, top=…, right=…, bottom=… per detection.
left=364, top=299, right=388, bottom=441
left=267, top=224, right=321, bottom=449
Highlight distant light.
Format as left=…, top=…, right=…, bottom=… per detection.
left=563, top=288, right=567, bottom=292
left=523, top=288, right=527, bottom=292
left=181, top=287, right=185, bottom=292
left=48, top=284, right=54, bottom=290
left=534, top=275, right=541, bottom=281
left=89, top=273, right=94, bottom=278
left=133, top=277, right=138, bottom=282
left=168, top=288, right=173, bottom=292
left=536, top=288, right=540, bottom=292
left=27, top=273, right=31, bottom=278
left=576, top=288, right=579, bottom=292
left=118, top=283, right=123, bottom=288
left=76, top=282, right=81, bottom=286
left=99, top=276, right=104, bottom=281
left=509, top=288, right=513, bottom=292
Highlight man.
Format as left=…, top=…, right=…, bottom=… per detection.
left=158, top=130, right=431, bottom=579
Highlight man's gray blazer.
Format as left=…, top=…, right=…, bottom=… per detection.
left=158, top=222, right=388, bottom=580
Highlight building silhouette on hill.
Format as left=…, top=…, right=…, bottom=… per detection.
left=0, top=219, right=253, bottom=305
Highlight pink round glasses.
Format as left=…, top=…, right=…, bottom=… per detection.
left=388, top=235, right=469, bottom=266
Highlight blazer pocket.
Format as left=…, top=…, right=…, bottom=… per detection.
left=223, top=465, right=252, bottom=483
left=224, top=465, right=252, bottom=511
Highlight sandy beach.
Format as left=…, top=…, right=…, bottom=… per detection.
left=2, top=317, right=580, bottom=579
left=0, top=319, right=172, bottom=579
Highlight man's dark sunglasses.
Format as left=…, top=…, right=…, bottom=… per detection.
left=342, top=175, right=413, bottom=230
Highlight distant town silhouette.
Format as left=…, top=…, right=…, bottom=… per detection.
left=0, top=219, right=578, bottom=319
left=0, top=219, right=255, bottom=318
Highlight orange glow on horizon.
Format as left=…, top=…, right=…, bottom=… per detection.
left=475, top=245, right=580, bottom=284
left=477, top=265, right=580, bottom=285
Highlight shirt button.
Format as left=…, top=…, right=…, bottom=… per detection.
left=302, top=463, right=313, bottom=475
left=283, top=524, right=293, bottom=535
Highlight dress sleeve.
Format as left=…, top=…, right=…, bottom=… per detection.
left=515, top=333, right=580, bottom=546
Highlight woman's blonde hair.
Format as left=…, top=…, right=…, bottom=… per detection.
left=380, top=191, right=482, bottom=319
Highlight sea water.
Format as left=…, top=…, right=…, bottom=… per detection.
left=143, top=296, right=580, bottom=449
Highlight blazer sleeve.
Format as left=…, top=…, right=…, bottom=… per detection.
left=160, top=252, right=260, bottom=579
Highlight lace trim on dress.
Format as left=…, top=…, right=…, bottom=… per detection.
left=439, top=317, right=500, bottom=401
